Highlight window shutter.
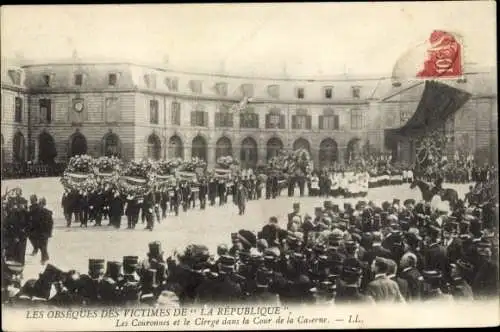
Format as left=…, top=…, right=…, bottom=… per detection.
left=215, top=113, right=220, bottom=127
left=292, top=115, right=297, bottom=129
left=176, top=108, right=181, bottom=125
left=228, top=114, right=234, bottom=127
left=203, top=111, right=208, bottom=127
left=190, top=112, right=195, bottom=126
left=306, top=115, right=312, bottom=129
left=280, top=115, right=286, bottom=129
left=319, top=115, right=324, bottom=130
left=254, top=114, right=259, bottom=128
left=265, top=114, right=270, bottom=129
left=334, top=115, right=339, bottom=130
left=46, top=100, right=52, bottom=123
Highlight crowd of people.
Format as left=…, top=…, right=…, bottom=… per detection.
left=2, top=186, right=498, bottom=307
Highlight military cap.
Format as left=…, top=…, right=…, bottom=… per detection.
left=331, top=204, right=340, bottom=213
left=123, top=256, right=139, bottom=268
left=293, top=202, right=300, bottom=208
left=5, top=261, right=24, bottom=274
left=148, top=241, right=163, bottom=256
left=310, top=281, right=336, bottom=294
left=422, top=269, right=442, bottom=281
left=456, top=259, right=475, bottom=272
left=219, top=255, right=236, bottom=267
left=341, top=266, right=363, bottom=282
left=88, top=259, right=105, bottom=275
left=344, top=240, right=357, bottom=251
left=105, top=261, right=122, bottom=280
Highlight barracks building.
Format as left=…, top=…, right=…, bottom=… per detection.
left=1, top=58, right=497, bottom=169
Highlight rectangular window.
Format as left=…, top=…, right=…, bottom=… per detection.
left=108, top=73, right=117, bottom=86
left=292, top=115, right=311, bottom=130
left=39, top=99, right=52, bottom=124
left=14, top=97, right=22, bottom=123
left=191, top=111, right=207, bottom=127
left=351, top=109, right=364, bottom=130
left=215, top=112, right=234, bottom=128
left=297, top=87, right=305, bottom=99
left=352, top=86, right=361, bottom=99
left=320, top=115, right=339, bottom=130
left=189, top=80, right=203, bottom=94
left=324, top=87, right=333, bottom=99
left=240, top=111, right=259, bottom=129
left=43, top=75, right=51, bottom=87
left=74, top=74, right=83, bottom=86
left=171, top=101, right=181, bottom=125
left=268, top=114, right=281, bottom=128
left=150, top=100, right=159, bottom=124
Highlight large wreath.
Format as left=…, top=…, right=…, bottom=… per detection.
left=93, top=156, right=122, bottom=191
left=216, top=156, right=239, bottom=170
left=61, top=155, right=97, bottom=192
left=118, top=160, right=155, bottom=197
left=180, top=157, right=207, bottom=173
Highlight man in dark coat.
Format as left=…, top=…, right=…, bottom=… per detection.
left=365, top=257, right=405, bottom=303
left=168, top=184, right=180, bottom=216
left=287, top=203, right=302, bottom=230
left=398, top=252, right=423, bottom=302
left=34, top=197, right=54, bottom=264
left=423, top=225, right=450, bottom=282
left=363, top=232, right=392, bottom=265
left=335, top=266, right=375, bottom=305
left=217, top=180, right=226, bottom=206
left=2, top=189, right=29, bottom=265
left=208, top=177, right=217, bottom=206
left=27, top=195, right=40, bottom=256
left=471, top=240, right=499, bottom=300
left=109, top=191, right=124, bottom=229
left=199, top=178, right=208, bottom=210
left=234, top=182, right=248, bottom=216
left=142, top=192, right=155, bottom=231
left=61, top=190, right=75, bottom=227
left=125, top=195, right=140, bottom=229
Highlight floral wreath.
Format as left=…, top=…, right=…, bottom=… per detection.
left=61, top=155, right=97, bottom=193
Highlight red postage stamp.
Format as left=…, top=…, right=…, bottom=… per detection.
left=417, top=30, right=463, bottom=78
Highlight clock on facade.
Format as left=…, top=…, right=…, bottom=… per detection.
left=74, top=99, right=84, bottom=112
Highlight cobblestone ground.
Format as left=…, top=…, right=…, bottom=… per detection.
left=2, top=177, right=471, bottom=281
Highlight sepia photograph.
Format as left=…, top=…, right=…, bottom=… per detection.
left=1, top=2, right=498, bottom=330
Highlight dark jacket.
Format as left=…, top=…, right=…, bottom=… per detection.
left=399, top=267, right=423, bottom=302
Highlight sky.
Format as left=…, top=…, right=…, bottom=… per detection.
left=1, top=2, right=496, bottom=78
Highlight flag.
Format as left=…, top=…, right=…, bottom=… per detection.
left=392, top=30, right=464, bottom=85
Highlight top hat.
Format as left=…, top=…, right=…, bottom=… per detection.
left=148, top=241, right=163, bottom=257
left=123, top=256, right=139, bottom=274
left=105, top=261, right=122, bottom=280
left=88, top=259, right=105, bottom=277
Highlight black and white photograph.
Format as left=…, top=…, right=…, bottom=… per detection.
left=1, top=2, right=498, bottom=330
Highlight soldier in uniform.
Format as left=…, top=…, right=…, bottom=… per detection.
left=287, top=203, right=303, bottom=230
left=33, top=198, right=53, bottom=265
left=100, top=261, right=123, bottom=305
left=121, top=256, right=141, bottom=305
left=168, top=183, right=180, bottom=216
left=265, top=173, right=272, bottom=200
left=218, top=179, right=227, bottom=206
left=2, top=188, right=29, bottom=265
left=109, top=190, right=124, bottom=229
left=448, top=259, right=474, bottom=301
left=125, top=194, right=140, bottom=229
left=160, top=187, right=169, bottom=219
left=153, top=186, right=162, bottom=223
left=140, top=242, right=168, bottom=287
left=61, top=189, right=74, bottom=227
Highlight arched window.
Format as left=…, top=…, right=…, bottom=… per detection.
left=240, top=137, right=258, bottom=169
left=13, top=132, right=26, bottom=162
left=293, top=137, right=311, bottom=153
left=319, top=138, right=338, bottom=168
left=147, top=134, right=162, bottom=160
left=38, top=132, right=57, bottom=164
left=215, top=137, right=232, bottom=160
left=69, top=132, right=88, bottom=157
left=266, top=137, right=283, bottom=161
left=168, top=135, right=184, bottom=159
left=103, top=133, right=121, bottom=157
left=192, top=135, right=207, bottom=161
left=346, top=138, right=361, bottom=164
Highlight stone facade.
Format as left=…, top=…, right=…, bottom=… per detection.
left=1, top=59, right=497, bottom=169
